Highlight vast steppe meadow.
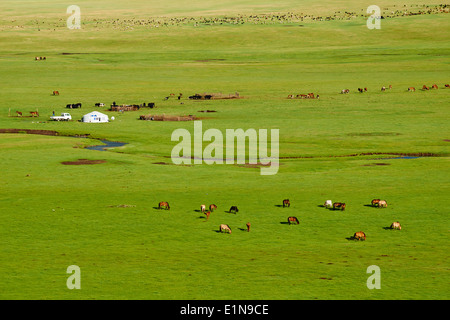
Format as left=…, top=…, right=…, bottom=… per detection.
left=0, top=0, right=449, bottom=301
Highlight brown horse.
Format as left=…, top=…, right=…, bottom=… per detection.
left=288, top=217, right=299, bottom=225
left=209, top=204, right=217, bottom=212
left=52, top=90, right=59, bottom=96
left=158, top=201, right=170, bottom=210
left=408, top=87, right=415, bottom=92
left=371, top=199, right=381, bottom=206
left=390, top=221, right=401, bottom=230
left=16, top=111, right=22, bottom=117
left=353, top=231, right=366, bottom=240
left=246, top=222, right=251, bottom=232
left=422, top=85, right=429, bottom=90
left=283, top=199, right=290, bottom=208
left=30, top=111, right=39, bottom=117
left=445, top=84, right=450, bottom=88
left=431, top=84, right=438, bottom=89
left=204, top=211, right=211, bottom=220
left=333, top=202, right=346, bottom=211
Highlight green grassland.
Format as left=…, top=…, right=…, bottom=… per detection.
left=0, top=1, right=449, bottom=299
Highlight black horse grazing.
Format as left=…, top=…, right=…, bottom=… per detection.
left=283, top=199, right=290, bottom=207
left=288, top=217, right=299, bottom=225
left=229, top=206, right=239, bottom=214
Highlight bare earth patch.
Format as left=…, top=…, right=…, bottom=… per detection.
left=61, top=159, right=107, bottom=165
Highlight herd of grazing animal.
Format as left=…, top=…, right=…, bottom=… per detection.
left=338, top=83, right=449, bottom=95
left=156, top=198, right=401, bottom=240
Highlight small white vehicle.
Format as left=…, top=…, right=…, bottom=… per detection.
left=50, top=113, right=72, bottom=121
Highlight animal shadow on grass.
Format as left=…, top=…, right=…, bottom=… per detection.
left=364, top=204, right=376, bottom=208
left=152, top=206, right=159, bottom=210
left=193, top=209, right=202, bottom=212
left=279, top=221, right=290, bottom=225
left=274, top=205, right=284, bottom=208
left=317, top=205, right=325, bottom=208
left=382, top=226, right=394, bottom=230
left=237, top=228, right=248, bottom=232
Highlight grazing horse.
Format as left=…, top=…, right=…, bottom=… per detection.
left=333, top=202, right=346, bottom=211
left=158, top=201, right=170, bottom=210
left=209, top=204, right=217, bottom=212
left=389, top=85, right=392, bottom=89
left=287, top=216, right=299, bottom=225
left=431, top=84, right=438, bottom=89
left=229, top=206, right=239, bottom=214
left=35, top=56, right=40, bottom=61
left=353, top=231, right=366, bottom=240
left=358, top=88, right=363, bottom=93
left=390, top=221, right=401, bottom=230
left=204, top=211, right=211, bottom=220
left=324, top=200, right=333, bottom=208
left=408, top=87, right=415, bottom=92
left=16, top=111, right=22, bottom=117
left=378, top=200, right=387, bottom=208
left=381, top=86, right=386, bottom=91
left=287, top=94, right=294, bottom=99
left=220, top=224, right=232, bottom=234
left=200, top=204, right=206, bottom=212
left=422, top=85, right=429, bottom=90
left=371, top=199, right=381, bottom=206
left=283, top=199, right=290, bottom=208
left=52, top=90, right=59, bottom=96
left=246, top=222, right=251, bottom=232
left=445, top=84, right=450, bottom=88
left=341, top=89, right=349, bottom=94
left=30, top=111, right=39, bottom=117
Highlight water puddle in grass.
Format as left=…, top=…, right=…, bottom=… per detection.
left=85, top=140, right=128, bottom=151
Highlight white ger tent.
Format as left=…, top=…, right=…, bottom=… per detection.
left=81, top=111, right=109, bottom=123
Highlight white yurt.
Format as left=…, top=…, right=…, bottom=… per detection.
left=81, top=111, right=109, bottom=123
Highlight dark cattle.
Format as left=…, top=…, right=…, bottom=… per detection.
left=282, top=199, right=290, bottom=208
left=287, top=216, right=299, bottom=225
left=229, top=206, right=239, bottom=214
left=158, top=201, right=170, bottom=210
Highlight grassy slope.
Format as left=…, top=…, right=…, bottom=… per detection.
left=0, top=1, right=449, bottom=299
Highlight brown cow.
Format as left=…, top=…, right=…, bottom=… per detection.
left=333, top=202, right=346, bottom=211
left=353, top=231, right=366, bottom=240
left=283, top=199, right=290, bottom=208
left=158, top=201, right=170, bottom=210
left=287, top=216, right=299, bottom=225
left=408, top=87, right=415, bottom=92
left=390, top=221, right=401, bottom=230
